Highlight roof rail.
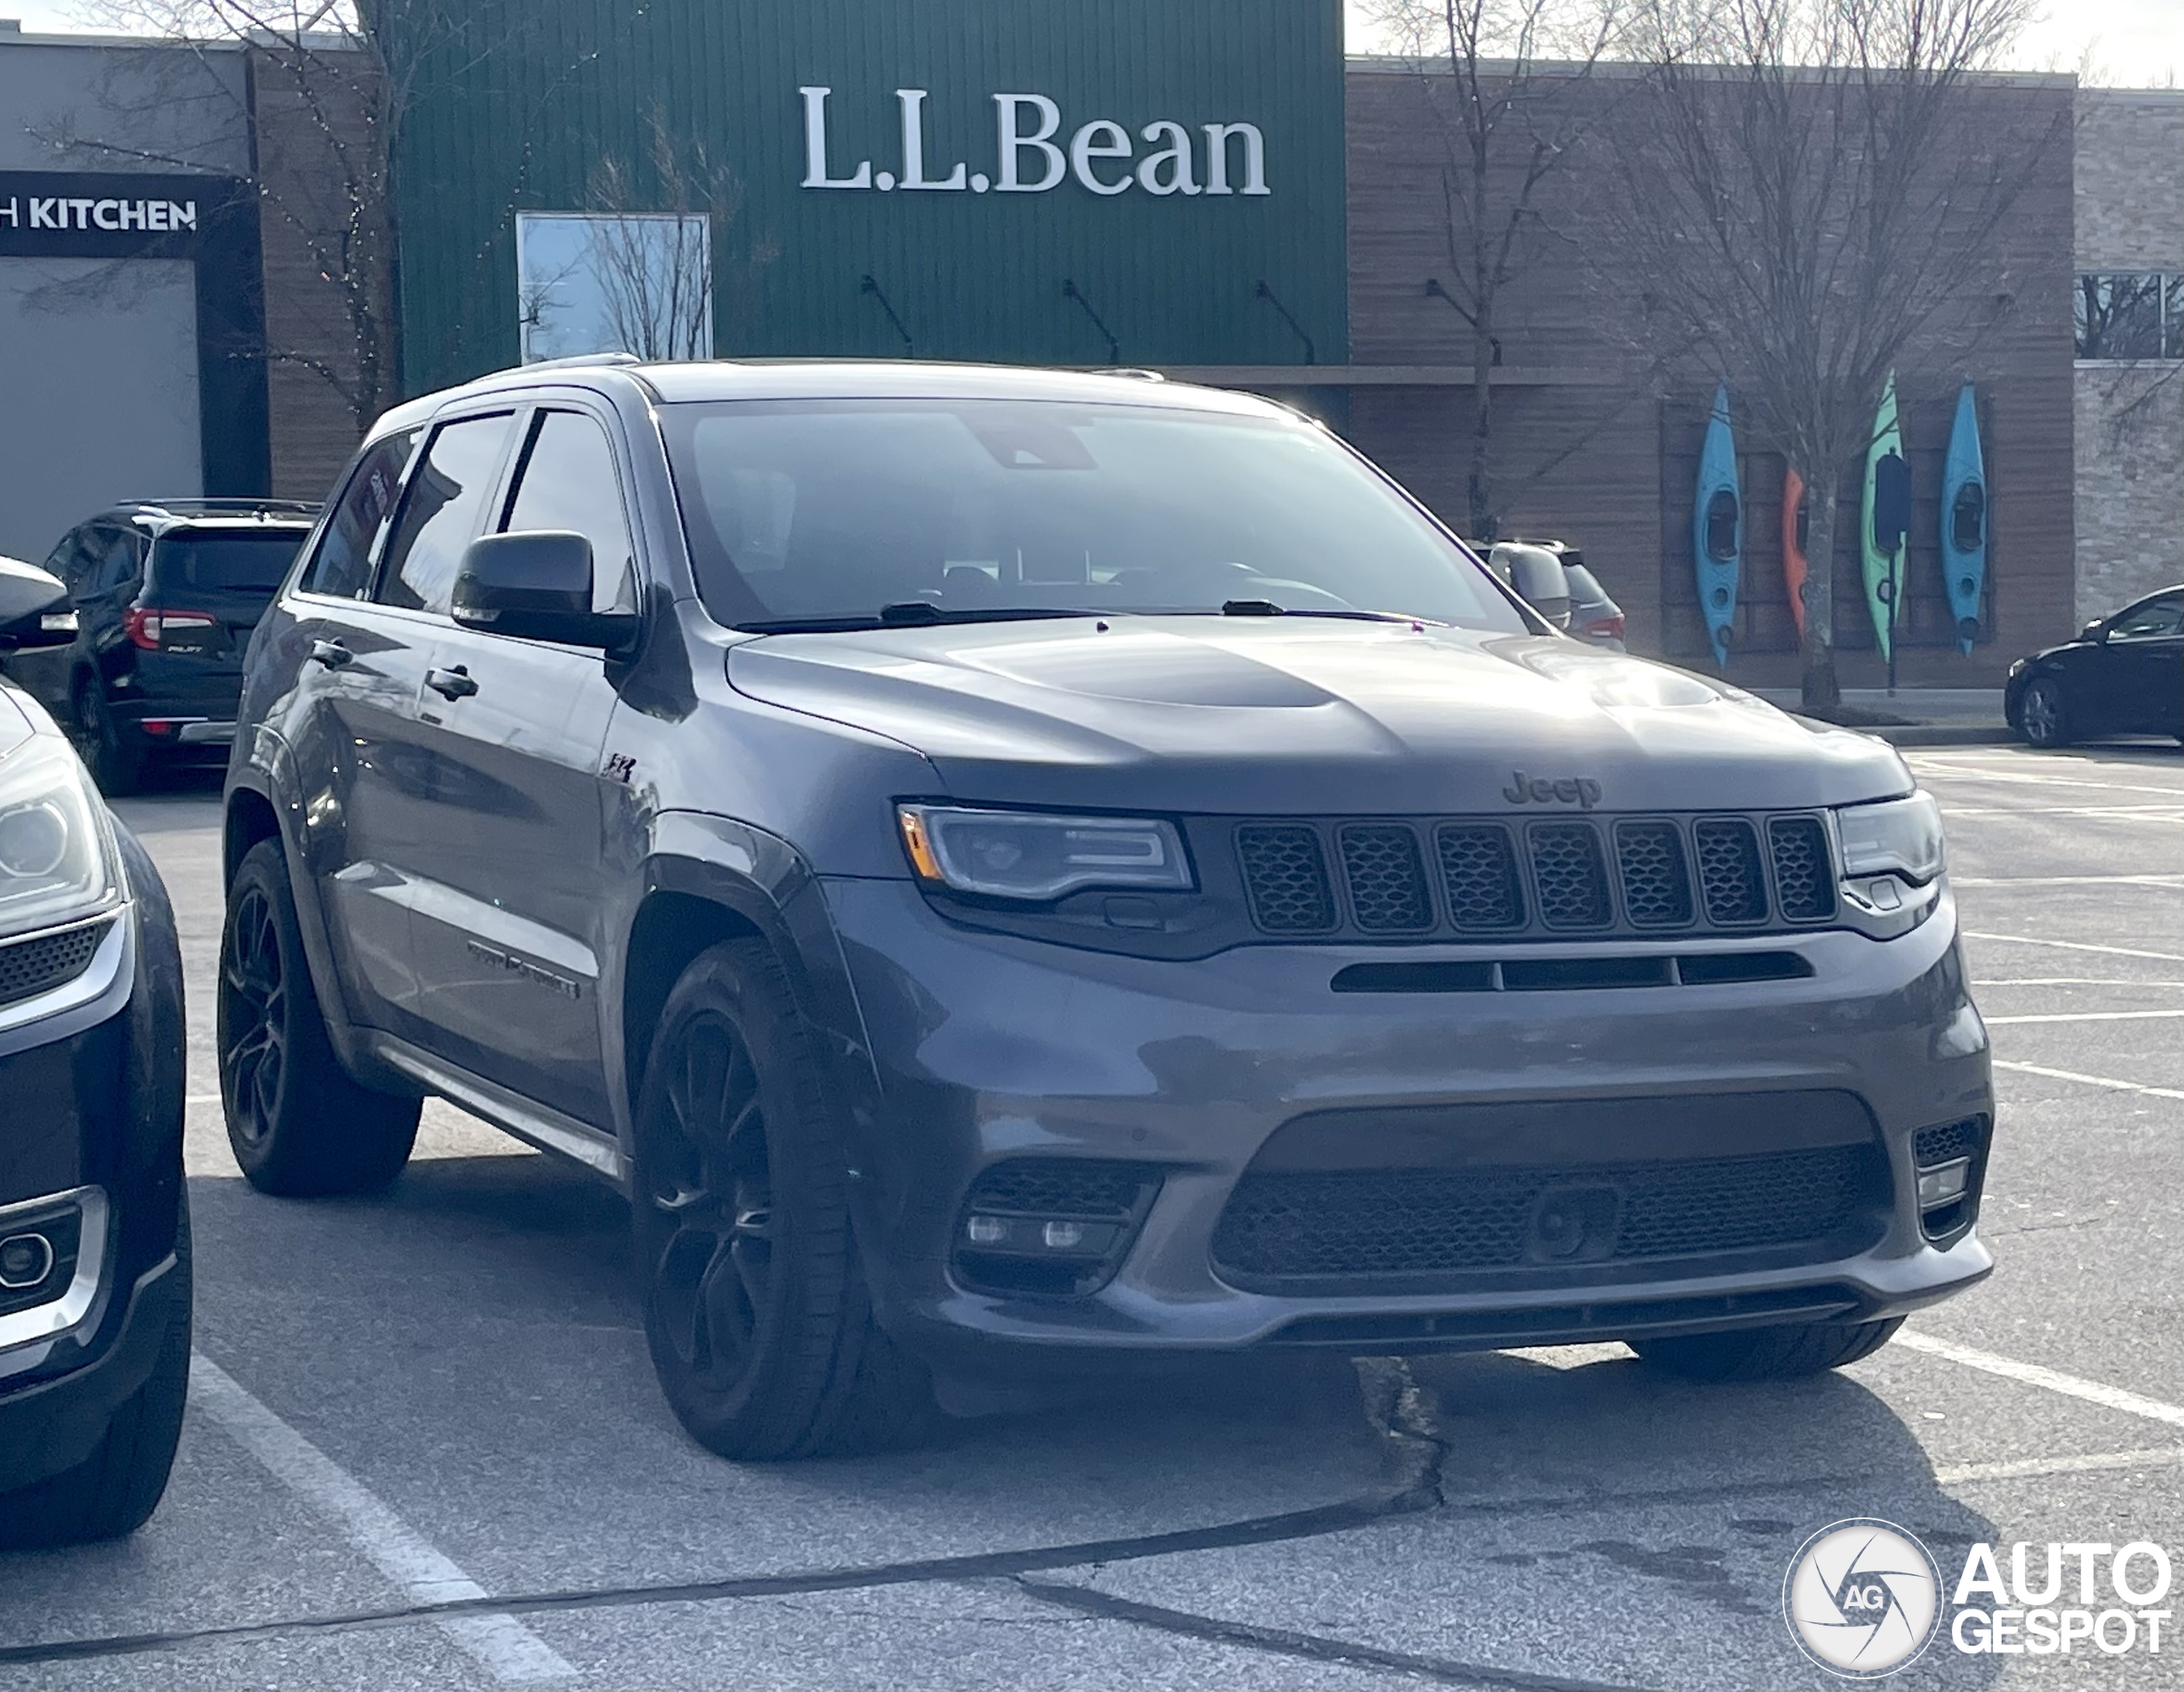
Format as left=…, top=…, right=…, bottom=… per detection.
left=118, top=497, right=322, bottom=517
left=515, top=352, right=646, bottom=372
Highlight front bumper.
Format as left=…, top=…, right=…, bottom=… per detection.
left=0, top=827, right=187, bottom=1484
left=820, top=876, right=1993, bottom=1370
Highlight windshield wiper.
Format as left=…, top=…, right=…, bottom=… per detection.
left=739, top=604, right=1106, bottom=634
left=1215, top=599, right=1439, bottom=625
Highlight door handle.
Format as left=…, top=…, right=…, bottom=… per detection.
left=308, top=639, right=354, bottom=670
left=424, top=665, right=478, bottom=701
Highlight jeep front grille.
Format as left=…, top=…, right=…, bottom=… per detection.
left=1231, top=812, right=1839, bottom=941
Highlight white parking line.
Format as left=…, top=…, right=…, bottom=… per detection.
left=1991, top=1060, right=2184, bottom=1101
left=1942, top=806, right=2184, bottom=819
left=1953, top=875, right=2184, bottom=887
left=1985, top=1010, right=2184, bottom=1025
left=1936, top=1447, right=2184, bottom=1486
left=190, top=1354, right=574, bottom=1685
left=1967, top=933, right=2184, bottom=965
left=1899, top=1332, right=2184, bottom=1431
left=1980, top=979, right=2184, bottom=989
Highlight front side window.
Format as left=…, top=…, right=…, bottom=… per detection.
left=89, top=527, right=142, bottom=596
left=2108, top=594, right=2182, bottom=641
left=500, top=411, right=639, bottom=613
left=517, top=212, right=713, bottom=364
left=301, top=428, right=420, bottom=599
left=376, top=415, right=517, bottom=615
left=660, top=399, right=1527, bottom=634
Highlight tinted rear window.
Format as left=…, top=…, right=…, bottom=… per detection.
left=155, top=532, right=308, bottom=595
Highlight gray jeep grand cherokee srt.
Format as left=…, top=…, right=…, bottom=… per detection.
left=220, top=359, right=1993, bottom=1460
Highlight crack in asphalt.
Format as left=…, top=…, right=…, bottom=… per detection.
left=1009, top=1579, right=1650, bottom=1692
left=0, top=1462, right=1900, bottom=1673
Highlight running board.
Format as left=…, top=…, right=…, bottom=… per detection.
left=367, top=1035, right=628, bottom=1190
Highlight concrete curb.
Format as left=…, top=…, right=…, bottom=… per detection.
left=1868, top=725, right=2019, bottom=747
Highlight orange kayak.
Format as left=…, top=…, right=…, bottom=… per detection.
left=1782, top=466, right=1809, bottom=641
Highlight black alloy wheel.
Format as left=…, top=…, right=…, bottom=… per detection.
left=220, top=878, right=287, bottom=1154
left=644, top=1012, right=777, bottom=1393
left=2017, top=676, right=2069, bottom=748
left=218, top=838, right=419, bottom=1195
left=633, top=939, right=934, bottom=1460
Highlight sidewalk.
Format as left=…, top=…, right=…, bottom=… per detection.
left=1751, top=687, right=2014, bottom=747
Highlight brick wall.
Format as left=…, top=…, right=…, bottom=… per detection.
left=249, top=43, right=392, bottom=503
left=1346, top=64, right=2077, bottom=687
left=2073, top=89, right=2184, bottom=619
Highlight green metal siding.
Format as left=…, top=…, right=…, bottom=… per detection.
left=392, top=0, right=1347, bottom=393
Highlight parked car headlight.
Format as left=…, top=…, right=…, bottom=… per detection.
left=0, top=737, right=123, bottom=941
left=1834, top=792, right=1945, bottom=886
left=897, top=805, right=1193, bottom=900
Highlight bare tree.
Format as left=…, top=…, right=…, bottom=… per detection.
left=1594, top=0, right=2054, bottom=710
left=570, top=111, right=777, bottom=363
left=1362, top=0, right=1625, bottom=540
left=53, top=0, right=559, bottom=439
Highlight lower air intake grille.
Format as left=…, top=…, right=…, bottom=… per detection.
left=1212, top=1146, right=1885, bottom=1286
left=1914, top=1117, right=1987, bottom=1168
left=0, top=919, right=111, bottom=1009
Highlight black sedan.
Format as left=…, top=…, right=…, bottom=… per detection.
left=0, top=556, right=189, bottom=1548
left=2007, top=585, right=2183, bottom=748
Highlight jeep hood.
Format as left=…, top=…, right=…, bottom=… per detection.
left=727, top=618, right=1910, bottom=813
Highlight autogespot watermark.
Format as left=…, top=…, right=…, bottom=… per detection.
left=1784, top=1519, right=2175, bottom=1677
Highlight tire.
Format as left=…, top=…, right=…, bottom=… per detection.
left=2016, top=677, right=2070, bottom=748
left=70, top=676, right=144, bottom=796
left=0, top=1197, right=192, bottom=1549
left=218, top=838, right=420, bottom=1196
left=633, top=937, right=935, bottom=1461
left=1633, top=1316, right=1904, bottom=1382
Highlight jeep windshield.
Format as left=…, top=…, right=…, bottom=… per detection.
left=659, top=399, right=1531, bottom=634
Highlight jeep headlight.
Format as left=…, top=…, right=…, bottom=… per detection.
left=1834, top=792, right=1946, bottom=886
left=0, top=737, right=123, bottom=941
left=897, top=805, right=1193, bottom=900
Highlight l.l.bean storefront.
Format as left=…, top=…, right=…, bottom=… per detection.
left=390, top=0, right=2077, bottom=685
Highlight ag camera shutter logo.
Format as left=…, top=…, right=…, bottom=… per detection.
left=1783, top=1519, right=1943, bottom=1677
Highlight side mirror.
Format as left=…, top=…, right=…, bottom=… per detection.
left=0, top=556, right=77, bottom=651
left=451, top=531, right=636, bottom=651
left=2082, top=618, right=2107, bottom=642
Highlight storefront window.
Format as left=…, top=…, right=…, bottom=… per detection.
left=2074, top=271, right=2181, bottom=361
left=516, top=212, right=714, bottom=363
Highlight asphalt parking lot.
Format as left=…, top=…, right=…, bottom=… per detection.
left=3, top=740, right=2181, bottom=1691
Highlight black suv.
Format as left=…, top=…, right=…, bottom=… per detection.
left=222, top=359, right=1994, bottom=1462
left=0, top=557, right=191, bottom=1547
left=7, top=500, right=318, bottom=794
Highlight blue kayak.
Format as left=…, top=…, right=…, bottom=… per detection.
left=1941, top=381, right=1988, bottom=655
left=1692, top=384, right=1740, bottom=670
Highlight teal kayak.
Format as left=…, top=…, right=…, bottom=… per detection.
left=1941, top=382, right=1987, bottom=655
left=1692, top=384, right=1739, bottom=670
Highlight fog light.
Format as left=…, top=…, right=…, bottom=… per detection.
left=965, top=1216, right=1012, bottom=1247
left=1917, top=1160, right=1971, bottom=1209
left=0, top=1232, right=53, bottom=1289
left=1041, top=1221, right=1084, bottom=1250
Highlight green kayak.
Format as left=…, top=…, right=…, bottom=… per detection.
left=1862, top=373, right=1911, bottom=661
